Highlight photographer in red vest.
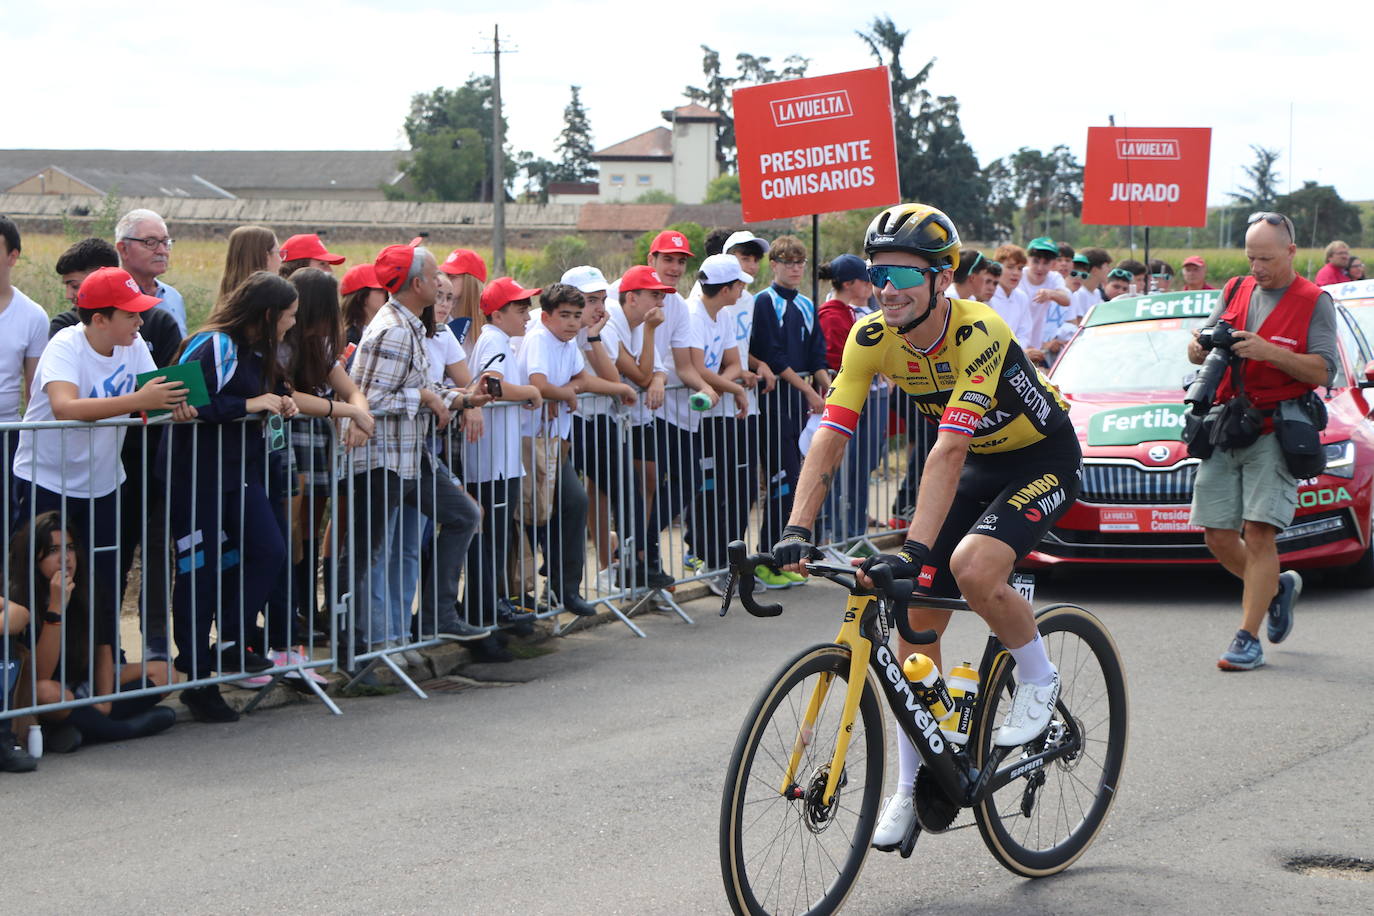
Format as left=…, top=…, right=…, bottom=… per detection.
left=1186, top=212, right=1339, bottom=671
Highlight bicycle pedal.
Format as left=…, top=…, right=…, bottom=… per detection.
left=898, top=822, right=922, bottom=858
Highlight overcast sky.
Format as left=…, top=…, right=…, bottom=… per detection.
left=5, top=0, right=1361, bottom=207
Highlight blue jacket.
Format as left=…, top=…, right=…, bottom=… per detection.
left=750, top=284, right=826, bottom=376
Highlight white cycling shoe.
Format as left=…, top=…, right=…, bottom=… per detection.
left=871, top=793, right=915, bottom=849
left=993, top=669, right=1061, bottom=748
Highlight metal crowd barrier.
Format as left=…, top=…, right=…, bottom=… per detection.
left=2, top=376, right=935, bottom=727
left=1, top=412, right=340, bottom=729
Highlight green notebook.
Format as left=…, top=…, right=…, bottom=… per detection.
left=134, top=362, right=211, bottom=416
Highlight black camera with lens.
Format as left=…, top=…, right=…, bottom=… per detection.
left=1185, top=319, right=1239, bottom=414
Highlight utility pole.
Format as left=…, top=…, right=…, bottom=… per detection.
left=478, top=25, right=514, bottom=275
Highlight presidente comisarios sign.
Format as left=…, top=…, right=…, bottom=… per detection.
left=733, top=67, right=900, bottom=222
left=1081, top=127, right=1212, bottom=228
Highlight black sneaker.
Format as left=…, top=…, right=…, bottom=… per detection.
left=1267, top=570, right=1301, bottom=644
left=210, top=644, right=272, bottom=674
left=0, top=737, right=37, bottom=773
left=496, top=598, right=537, bottom=636
left=643, top=567, right=676, bottom=590
left=561, top=594, right=599, bottom=618
left=181, top=685, right=240, bottom=723
left=468, top=635, right=515, bottom=663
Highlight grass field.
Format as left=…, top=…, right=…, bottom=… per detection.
left=10, top=233, right=1366, bottom=335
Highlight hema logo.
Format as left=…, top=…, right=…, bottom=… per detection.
left=1115, top=138, right=1181, bottom=160
left=770, top=90, right=853, bottom=128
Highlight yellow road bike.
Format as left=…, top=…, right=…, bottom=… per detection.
left=718, top=542, right=1128, bottom=916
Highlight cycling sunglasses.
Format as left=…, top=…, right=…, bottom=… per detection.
left=867, top=264, right=940, bottom=290
left=1247, top=211, right=1294, bottom=242
left=266, top=412, right=287, bottom=451
left=1107, top=268, right=1134, bottom=281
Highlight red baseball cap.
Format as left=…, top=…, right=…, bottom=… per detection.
left=618, top=265, right=676, bottom=294
left=480, top=277, right=542, bottom=315
left=281, top=234, right=346, bottom=265
left=1182, top=256, right=1206, bottom=268
left=77, top=267, right=161, bottom=312
left=373, top=245, right=420, bottom=293
left=649, top=230, right=693, bottom=256
left=340, top=263, right=383, bottom=296
left=439, top=248, right=489, bottom=282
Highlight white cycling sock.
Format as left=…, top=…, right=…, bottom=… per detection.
left=1008, top=632, right=1055, bottom=686
left=896, top=729, right=920, bottom=794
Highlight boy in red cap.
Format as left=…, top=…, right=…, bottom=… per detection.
left=12, top=267, right=197, bottom=639
left=462, top=276, right=546, bottom=650
left=279, top=234, right=346, bottom=274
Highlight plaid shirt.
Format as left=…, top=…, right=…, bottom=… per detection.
left=346, top=298, right=458, bottom=479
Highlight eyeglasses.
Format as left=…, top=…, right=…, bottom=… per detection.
left=1151, top=273, right=1173, bottom=281
left=1107, top=268, right=1134, bottom=281
left=122, top=236, right=175, bottom=251
left=1070, top=269, right=1091, bottom=279
left=1247, top=211, right=1294, bottom=242
left=772, top=259, right=807, bottom=267
left=868, top=265, right=940, bottom=290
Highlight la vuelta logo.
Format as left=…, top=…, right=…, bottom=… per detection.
left=770, top=90, right=853, bottom=128
left=1115, top=138, right=1181, bottom=160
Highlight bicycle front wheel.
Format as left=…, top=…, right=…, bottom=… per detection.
left=972, top=604, right=1129, bottom=877
left=720, top=644, right=886, bottom=916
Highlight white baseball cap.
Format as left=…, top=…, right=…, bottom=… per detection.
left=700, top=253, right=753, bottom=286
left=723, top=231, right=770, bottom=258
left=561, top=265, right=609, bottom=293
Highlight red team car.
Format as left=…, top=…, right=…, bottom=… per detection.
left=1023, top=287, right=1374, bottom=584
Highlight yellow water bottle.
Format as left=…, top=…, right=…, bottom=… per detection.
left=942, top=662, right=981, bottom=746
left=902, top=653, right=955, bottom=722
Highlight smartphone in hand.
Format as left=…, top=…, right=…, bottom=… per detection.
left=485, top=375, right=503, bottom=399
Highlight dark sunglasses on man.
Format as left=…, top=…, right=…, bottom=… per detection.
left=1247, top=211, right=1294, bottom=242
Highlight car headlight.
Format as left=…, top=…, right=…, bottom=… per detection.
left=1323, top=440, right=1356, bottom=478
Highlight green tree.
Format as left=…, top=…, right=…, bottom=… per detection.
left=400, top=77, right=510, bottom=201
left=685, top=46, right=810, bottom=172
left=704, top=173, right=741, bottom=203
left=634, top=189, right=678, bottom=204
left=1229, top=145, right=1282, bottom=211
left=553, top=85, right=597, bottom=183
left=1276, top=181, right=1363, bottom=247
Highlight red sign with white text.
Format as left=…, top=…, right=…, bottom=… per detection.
left=733, top=67, right=900, bottom=222
left=1081, top=127, right=1211, bottom=227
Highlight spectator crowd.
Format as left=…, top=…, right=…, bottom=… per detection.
left=0, top=206, right=1361, bottom=774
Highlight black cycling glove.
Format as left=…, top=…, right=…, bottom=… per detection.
left=860, top=539, right=931, bottom=584
left=772, top=525, right=822, bottom=570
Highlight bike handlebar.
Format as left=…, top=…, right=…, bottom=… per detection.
left=722, top=540, right=938, bottom=645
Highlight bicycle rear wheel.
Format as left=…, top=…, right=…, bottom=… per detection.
left=972, top=604, right=1129, bottom=877
left=720, top=644, right=886, bottom=916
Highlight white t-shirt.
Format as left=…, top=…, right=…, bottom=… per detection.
left=424, top=325, right=466, bottom=386
left=13, top=324, right=156, bottom=498
left=1017, top=271, right=1067, bottom=349
left=687, top=297, right=739, bottom=421
left=726, top=292, right=760, bottom=417
left=989, top=285, right=1034, bottom=347
left=0, top=287, right=51, bottom=421
left=515, top=323, right=585, bottom=440
left=463, top=324, right=525, bottom=482
left=608, top=281, right=700, bottom=396
left=601, top=304, right=666, bottom=427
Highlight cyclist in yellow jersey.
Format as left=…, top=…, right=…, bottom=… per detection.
left=771, top=203, right=1083, bottom=851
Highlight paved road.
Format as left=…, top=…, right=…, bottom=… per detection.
left=4, top=567, right=1373, bottom=915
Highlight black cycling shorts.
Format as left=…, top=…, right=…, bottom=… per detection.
left=921, top=424, right=1082, bottom=598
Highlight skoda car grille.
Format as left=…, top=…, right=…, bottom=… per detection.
left=1080, top=459, right=1198, bottom=505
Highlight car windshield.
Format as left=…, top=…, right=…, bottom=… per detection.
left=1340, top=298, right=1374, bottom=346
left=1049, top=317, right=1210, bottom=394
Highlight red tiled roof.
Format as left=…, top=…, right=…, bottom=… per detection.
left=577, top=203, right=674, bottom=232
left=547, top=181, right=598, bottom=195
left=593, top=127, right=672, bottom=161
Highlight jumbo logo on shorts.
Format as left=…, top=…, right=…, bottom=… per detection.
left=1006, top=473, right=1060, bottom=511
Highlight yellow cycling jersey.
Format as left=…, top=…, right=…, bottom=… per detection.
left=821, top=297, right=1071, bottom=454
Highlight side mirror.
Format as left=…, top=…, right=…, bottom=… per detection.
left=1361, top=361, right=1374, bottom=389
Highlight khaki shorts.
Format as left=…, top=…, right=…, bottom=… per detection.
left=1190, top=432, right=1297, bottom=531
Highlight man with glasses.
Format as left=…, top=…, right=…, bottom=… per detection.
left=1187, top=211, right=1338, bottom=671
left=772, top=203, right=1080, bottom=850
left=114, top=209, right=186, bottom=337
left=1314, top=240, right=1352, bottom=286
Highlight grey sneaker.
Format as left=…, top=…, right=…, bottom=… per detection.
left=1266, top=570, right=1301, bottom=644
left=1218, top=629, right=1264, bottom=671
left=431, top=615, right=488, bottom=642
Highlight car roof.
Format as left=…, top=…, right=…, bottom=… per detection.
left=1083, top=290, right=1222, bottom=329
left=1326, top=278, right=1374, bottom=303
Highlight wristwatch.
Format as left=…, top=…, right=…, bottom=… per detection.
left=41, top=611, right=62, bottom=625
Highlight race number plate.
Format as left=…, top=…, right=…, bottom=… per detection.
left=1012, top=573, right=1036, bottom=603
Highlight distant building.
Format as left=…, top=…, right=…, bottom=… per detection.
left=547, top=181, right=600, bottom=206
left=0, top=150, right=410, bottom=201
left=592, top=105, right=722, bottom=205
